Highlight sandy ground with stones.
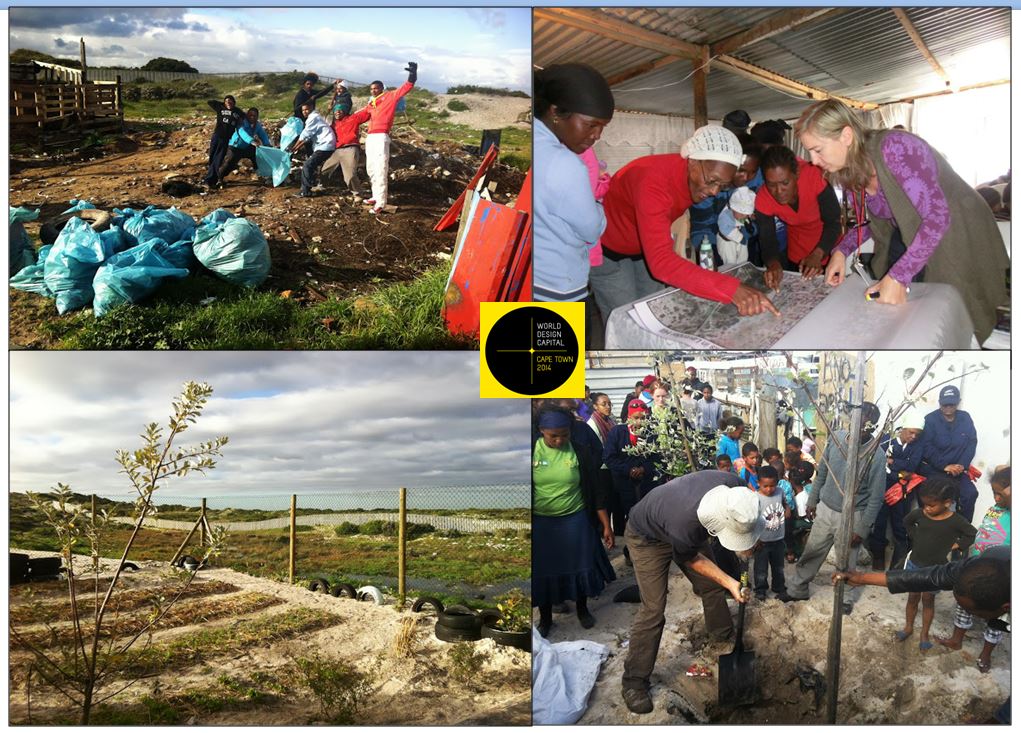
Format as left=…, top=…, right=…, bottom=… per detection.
left=535, top=543, right=1009, bottom=725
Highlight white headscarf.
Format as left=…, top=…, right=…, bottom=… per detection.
left=729, top=186, right=756, bottom=216
left=681, top=125, right=744, bottom=169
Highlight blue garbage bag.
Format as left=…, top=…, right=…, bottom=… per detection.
left=118, top=205, right=196, bottom=248
left=100, top=226, right=130, bottom=256
left=43, top=216, right=118, bottom=314
left=60, top=199, right=96, bottom=215
left=193, top=217, right=271, bottom=287
left=153, top=237, right=196, bottom=271
left=10, top=245, right=53, bottom=296
left=92, top=239, right=190, bottom=317
left=9, top=206, right=40, bottom=276
left=256, top=146, right=293, bottom=187
left=396, top=96, right=407, bottom=114
left=279, top=116, right=304, bottom=152
left=200, top=208, right=237, bottom=228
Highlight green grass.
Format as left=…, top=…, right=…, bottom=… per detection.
left=33, top=263, right=473, bottom=350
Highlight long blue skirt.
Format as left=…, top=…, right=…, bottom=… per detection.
left=532, top=509, right=615, bottom=607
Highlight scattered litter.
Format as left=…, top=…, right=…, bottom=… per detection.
left=686, top=663, right=713, bottom=678
left=199, top=296, right=217, bottom=306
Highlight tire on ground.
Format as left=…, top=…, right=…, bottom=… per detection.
left=329, top=583, right=358, bottom=599
left=356, top=585, right=384, bottom=605
left=437, top=605, right=482, bottom=631
left=411, top=596, right=445, bottom=614
left=480, top=623, right=531, bottom=651
left=434, top=619, right=482, bottom=643
left=308, top=579, right=330, bottom=593
left=39, top=209, right=112, bottom=244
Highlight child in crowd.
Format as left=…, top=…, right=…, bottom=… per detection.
left=786, top=461, right=815, bottom=562
left=715, top=454, right=734, bottom=473
left=716, top=185, right=756, bottom=266
left=717, top=417, right=744, bottom=464
left=753, top=465, right=791, bottom=601
left=786, top=435, right=816, bottom=465
left=899, top=477, right=977, bottom=651
left=739, top=442, right=760, bottom=490
left=937, top=466, right=1010, bottom=671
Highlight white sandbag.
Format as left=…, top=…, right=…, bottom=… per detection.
left=531, top=627, right=609, bottom=725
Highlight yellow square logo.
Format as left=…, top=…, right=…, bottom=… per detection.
left=479, top=302, right=585, bottom=398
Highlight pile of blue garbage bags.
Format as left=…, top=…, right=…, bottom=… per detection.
left=9, top=201, right=271, bottom=317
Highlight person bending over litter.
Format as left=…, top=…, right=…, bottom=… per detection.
left=216, top=107, right=270, bottom=188
left=290, top=102, right=336, bottom=198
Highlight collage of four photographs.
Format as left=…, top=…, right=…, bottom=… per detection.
left=6, top=4, right=1012, bottom=727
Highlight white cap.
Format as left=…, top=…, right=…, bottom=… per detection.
left=729, top=186, right=756, bottom=216
left=696, top=485, right=766, bottom=551
left=898, top=409, right=925, bottom=431
left=681, top=125, right=744, bottom=169
left=337, top=79, right=348, bottom=88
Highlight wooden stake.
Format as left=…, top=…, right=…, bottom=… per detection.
left=826, top=350, right=866, bottom=723
left=398, top=488, right=407, bottom=606
left=289, top=495, right=297, bottom=585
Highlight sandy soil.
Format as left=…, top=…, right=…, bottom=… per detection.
left=9, top=552, right=530, bottom=725
left=9, top=105, right=526, bottom=348
left=428, top=94, right=531, bottom=129
left=536, top=544, right=1010, bottom=725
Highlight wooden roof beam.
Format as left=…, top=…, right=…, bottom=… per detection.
left=605, top=55, right=682, bottom=87
left=533, top=7, right=702, bottom=60
left=891, top=8, right=951, bottom=90
left=710, top=8, right=839, bottom=56
left=713, top=55, right=878, bottom=111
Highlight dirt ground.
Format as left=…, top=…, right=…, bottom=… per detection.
left=536, top=544, right=1010, bottom=725
left=8, top=95, right=528, bottom=348
left=9, top=551, right=530, bottom=725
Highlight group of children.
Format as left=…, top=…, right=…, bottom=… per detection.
left=714, top=417, right=1011, bottom=671
left=715, top=423, right=817, bottom=600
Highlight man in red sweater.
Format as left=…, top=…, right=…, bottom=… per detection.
left=322, top=104, right=371, bottom=194
left=592, top=128, right=779, bottom=321
left=359, top=61, right=417, bottom=214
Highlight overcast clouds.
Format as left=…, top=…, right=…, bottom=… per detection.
left=10, top=352, right=531, bottom=500
left=8, top=7, right=532, bottom=93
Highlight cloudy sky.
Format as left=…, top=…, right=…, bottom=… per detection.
left=8, top=7, right=531, bottom=93
left=10, top=352, right=531, bottom=502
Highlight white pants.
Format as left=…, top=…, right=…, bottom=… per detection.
left=365, top=132, right=391, bottom=207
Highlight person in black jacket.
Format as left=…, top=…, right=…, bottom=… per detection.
left=603, top=400, right=662, bottom=538
left=204, top=95, right=244, bottom=186
left=292, top=73, right=331, bottom=117
left=532, top=407, right=615, bottom=639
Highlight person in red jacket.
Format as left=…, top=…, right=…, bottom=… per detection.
left=591, top=125, right=779, bottom=320
left=359, top=61, right=417, bottom=214
left=321, top=103, right=371, bottom=194
left=754, top=145, right=841, bottom=290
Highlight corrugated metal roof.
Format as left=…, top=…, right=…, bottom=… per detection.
left=533, top=7, right=1010, bottom=120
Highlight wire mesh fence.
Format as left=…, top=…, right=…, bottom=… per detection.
left=103, top=484, right=533, bottom=602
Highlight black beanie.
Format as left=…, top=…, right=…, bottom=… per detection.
left=535, top=63, right=615, bottom=120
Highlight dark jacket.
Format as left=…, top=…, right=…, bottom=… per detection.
left=207, top=100, right=244, bottom=139
left=887, top=545, right=1010, bottom=600
left=603, top=424, right=661, bottom=501
left=293, top=85, right=332, bottom=116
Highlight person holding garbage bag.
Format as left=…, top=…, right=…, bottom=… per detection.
left=290, top=102, right=336, bottom=198
left=215, top=107, right=271, bottom=188
left=358, top=61, right=418, bottom=214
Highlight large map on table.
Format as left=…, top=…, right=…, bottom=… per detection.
left=628, top=263, right=832, bottom=348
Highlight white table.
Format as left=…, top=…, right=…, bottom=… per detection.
left=605, top=278, right=978, bottom=349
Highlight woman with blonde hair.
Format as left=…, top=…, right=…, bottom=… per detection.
left=795, top=99, right=1008, bottom=341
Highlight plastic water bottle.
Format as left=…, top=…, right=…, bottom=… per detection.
left=699, top=235, right=715, bottom=271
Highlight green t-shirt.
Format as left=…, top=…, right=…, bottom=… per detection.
left=532, top=438, right=585, bottom=517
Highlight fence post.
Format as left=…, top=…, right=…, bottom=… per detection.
left=200, top=498, right=207, bottom=547
left=289, top=495, right=297, bottom=585
left=91, top=494, right=97, bottom=527
left=398, top=488, right=407, bottom=606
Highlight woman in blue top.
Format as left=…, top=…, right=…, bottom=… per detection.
left=215, top=107, right=271, bottom=188
left=533, top=64, right=614, bottom=303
